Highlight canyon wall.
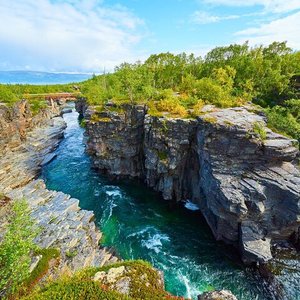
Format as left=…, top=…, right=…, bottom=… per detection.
left=0, top=99, right=61, bottom=155
left=77, top=100, right=300, bottom=264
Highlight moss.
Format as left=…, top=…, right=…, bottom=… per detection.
left=158, top=150, right=168, bottom=161
left=74, top=260, right=177, bottom=300
left=224, top=120, right=234, bottom=127
left=65, top=250, right=78, bottom=259
left=253, top=121, right=267, bottom=141
left=79, top=118, right=86, bottom=128
left=20, top=248, right=60, bottom=297
left=22, top=260, right=186, bottom=300
left=22, top=278, right=130, bottom=300
left=203, top=116, right=217, bottom=124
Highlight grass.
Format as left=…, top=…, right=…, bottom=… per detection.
left=21, top=260, right=185, bottom=300
left=203, top=116, right=217, bottom=124
left=253, top=121, right=267, bottom=141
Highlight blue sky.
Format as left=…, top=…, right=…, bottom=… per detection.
left=0, top=0, right=299, bottom=72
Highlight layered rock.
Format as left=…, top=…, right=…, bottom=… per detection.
left=0, top=100, right=117, bottom=277
left=0, top=99, right=61, bottom=155
left=78, top=100, right=300, bottom=264
left=83, top=104, right=146, bottom=178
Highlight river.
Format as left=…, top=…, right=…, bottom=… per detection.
left=41, top=108, right=298, bottom=300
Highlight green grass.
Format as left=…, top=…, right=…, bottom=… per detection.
left=21, top=260, right=185, bottom=300
left=253, top=121, right=267, bottom=141
left=24, top=248, right=60, bottom=289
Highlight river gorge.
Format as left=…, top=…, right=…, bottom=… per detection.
left=41, top=107, right=299, bottom=300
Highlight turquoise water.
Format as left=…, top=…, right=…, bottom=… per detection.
left=42, top=109, right=287, bottom=300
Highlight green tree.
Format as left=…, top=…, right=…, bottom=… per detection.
left=0, top=199, right=39, bottom=297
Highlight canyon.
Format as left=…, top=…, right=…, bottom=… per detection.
left=76, top=99, right=300, bottom=265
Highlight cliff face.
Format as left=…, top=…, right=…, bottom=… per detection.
left=77, top=100, right=300, bottom=264
left=0, top=99, right=60, bottom=155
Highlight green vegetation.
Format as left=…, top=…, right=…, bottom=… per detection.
left=24, top=260, right=183, bottom=300
left=78, top=42, right=299, bottom=140
left=24, top=248, right=60, bottom=292
left=0, top=199, right=39, bottom=297
left=158, top=150, right=168, bottom=161
left=23, top=278, right=130, bottom=300
left=253, top=122, right=267, bottom=141
left=0, top=83, right=78, bottom=115
left=265, top=101, right=300, bottom=142
left=65, top=250, right=78, bottom=259
left=0, top=41, right=298, bottom=140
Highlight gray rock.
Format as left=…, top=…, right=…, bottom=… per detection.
left=78, top=102, right=300, bottom=264
left=198, top=290, right=237, bottom=300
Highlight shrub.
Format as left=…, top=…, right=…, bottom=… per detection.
left=156, top=98, right=188, bottom=117
left=0, top=199, right=39, bottom=297
left=193, top=78, right=243, bottom=108
left=265, top=106, right=300, bottom=142
left=0, top=85, right=19, bottom=104
left=253, top=121, right=267, bottom=141
left=29, top=99, right=48, bottom=116
left=191, top=99, right=205, bottom=116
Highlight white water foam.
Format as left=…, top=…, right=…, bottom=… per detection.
left=141, top=233, right=170, bottom=254
left=184, top=200, right=200, bottom=211
left=105, top=187, right=122, bottom=197
left=178, top=271, right=201, bottom=300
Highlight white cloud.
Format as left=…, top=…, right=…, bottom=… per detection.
left=0, top=0, right=146, bottom=72
left=235, top=11, right=300, bottom=49
left=191, top=10, right=239, bottom=24
left=202, top=0, right=300, bottom=13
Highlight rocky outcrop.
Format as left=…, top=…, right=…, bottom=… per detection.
left=78, top=100, right=300, bottom=264
left=83, top=104, right=146, bottom=178
left=198, top=290, right=237, bottom=300
left=0, top=100, right=118, bottom=278
left=0, top=99, right=61, bottom=155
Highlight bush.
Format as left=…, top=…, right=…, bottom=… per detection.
left=156, top=97, right=188, bottom=117
left=265, top=105, right=300, bottom=142
left=0, top=85, right=19, bottom=104
left=0, top=199, right=39, bottom=297
left=253, top=121, right=267, bottom=141
left=193, top=78, right=243, bottom=108
left=23, top=279, right=130, bottom=300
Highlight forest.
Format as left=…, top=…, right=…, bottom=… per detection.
left=0, top=42, right=299, bottom=141
left=80, top=42, right=300, bottom=142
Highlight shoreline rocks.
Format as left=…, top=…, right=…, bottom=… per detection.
left=77, top=99, right=300, bottom=265
left=0, top=100, right=118, bottom=278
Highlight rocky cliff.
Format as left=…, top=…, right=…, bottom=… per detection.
left=77, top=100, right=300, bottom=264
left=0, top=100, right=118, bottom=279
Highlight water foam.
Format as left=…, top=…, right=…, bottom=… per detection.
left=184, top=200, right=200, bottom=211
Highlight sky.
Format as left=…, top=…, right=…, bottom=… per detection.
left=0, top=0, right=299, bottom=73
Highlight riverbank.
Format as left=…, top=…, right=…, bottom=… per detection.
left=0, top=101, right=118, bottom=278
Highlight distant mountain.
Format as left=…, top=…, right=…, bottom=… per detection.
left=0, top=71, right=93, bottom=84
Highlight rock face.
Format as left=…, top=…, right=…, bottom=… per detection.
left=0, top=100, right=118, bottom=277
left=198, top=290, right=237, bottom=300
left=0, top=99, right=60, bottom=155
left=78, top=100, right=300, bottom=264
left=83, top=104, right=146, bottom=178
